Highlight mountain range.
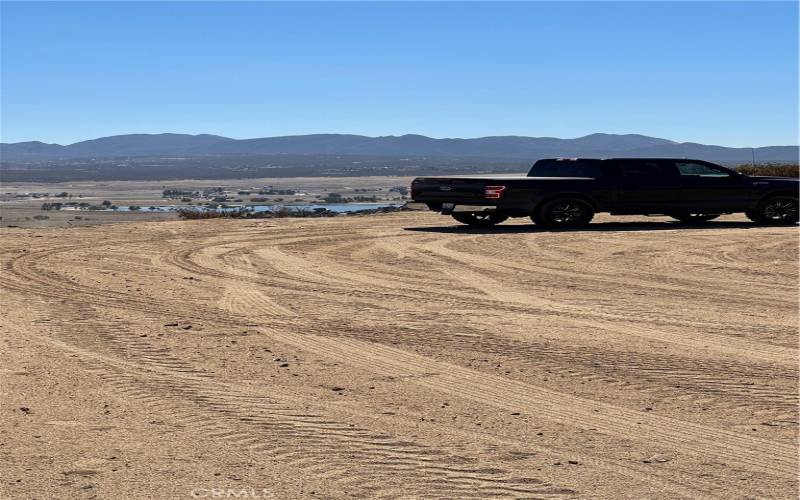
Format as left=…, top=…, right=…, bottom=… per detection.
left=1, top=133, right=797, bottom=164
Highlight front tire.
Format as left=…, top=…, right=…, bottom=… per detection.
left=533, top=197, right=594, bottom=228
left=746, top=196, right=799, bottom=225
left=451, top=212, right=508, bottom=227
left=669, top=212, right=721, bottom=224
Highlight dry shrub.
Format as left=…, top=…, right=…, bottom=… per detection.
left=177, top=208, right=247, bottom=220
left=736, top=163, right=799, bottom=178
left=176, top=204, right=407, bottom=220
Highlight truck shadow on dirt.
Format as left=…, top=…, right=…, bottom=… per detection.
left=404, top=221, right=780, bottom=234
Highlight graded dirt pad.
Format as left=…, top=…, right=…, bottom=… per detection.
left=1, top=212, right=797, bottom=499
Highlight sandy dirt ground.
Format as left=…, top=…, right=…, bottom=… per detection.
left=1, top=212, right=797, bottom=499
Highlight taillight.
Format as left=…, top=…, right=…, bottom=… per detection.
left=484, top=185, right=507, bottom=200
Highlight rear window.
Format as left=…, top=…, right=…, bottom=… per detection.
left=528, top=159, right=604, bottom=178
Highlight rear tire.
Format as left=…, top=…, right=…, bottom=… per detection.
left=746, top=196, right=798, bottom=225
left=669, top=212, right=721, bottom=224
left=451, top=212, right=508, bottom=227
left=532, top=197, right=594, bottom=228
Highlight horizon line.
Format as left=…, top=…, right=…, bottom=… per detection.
left=3, top=131, right=798, bottom=150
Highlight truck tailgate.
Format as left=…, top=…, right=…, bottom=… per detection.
left=411, top=177, right=488, bottom=202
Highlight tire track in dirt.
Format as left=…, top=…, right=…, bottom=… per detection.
left=199, top=230, right=796, bottom=358
left=0, top=242, right=724, bottom=497
left=183, top=232, right=787, bottom=353
left=155, top=232, right=798, bottom=411
left=309, top=317, right=799, bottom=412
left=3, top=214, right=796, bottom=499
left=262, top=329, right=798, bottom=478
left=28, top=307, right=579, bottom=498
left=6, top=232, right=795, bottom=413
left=415, top=239, right=797, bottom=366
left=271, top=238, right=794, bottom=411
left=509, top=232, right=796, bottom=293
left=3, top=251, right=579, bottom=498
left=179, top=262, right=738, bottom=497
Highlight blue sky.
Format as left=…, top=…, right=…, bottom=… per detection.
left=1, top=1, right=797, bottom=146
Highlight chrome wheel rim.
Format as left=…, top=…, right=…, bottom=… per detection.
left=550, top=202, right=586, bottom=223
left=763, top=199, right=798, bottom=221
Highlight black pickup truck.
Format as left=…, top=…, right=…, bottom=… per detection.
left=411, top=158, right=798, bottom=227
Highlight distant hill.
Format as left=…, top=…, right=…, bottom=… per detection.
left=65, top=133, right=234, bottom=157
left=1, top=132, right=797, bottom=164
left=1, top=133, right=233, bottom=160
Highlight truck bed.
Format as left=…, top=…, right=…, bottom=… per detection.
left=411, top=176, right=595, bottom=205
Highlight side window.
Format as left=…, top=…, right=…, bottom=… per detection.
left=617, top=161, right=671, bottom=179
left=675, top=162, right=731, bottom=178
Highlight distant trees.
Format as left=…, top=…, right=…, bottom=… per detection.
left=49, top=191, right=83, bottom=198
left=41, top=201, right=100, bottom=211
